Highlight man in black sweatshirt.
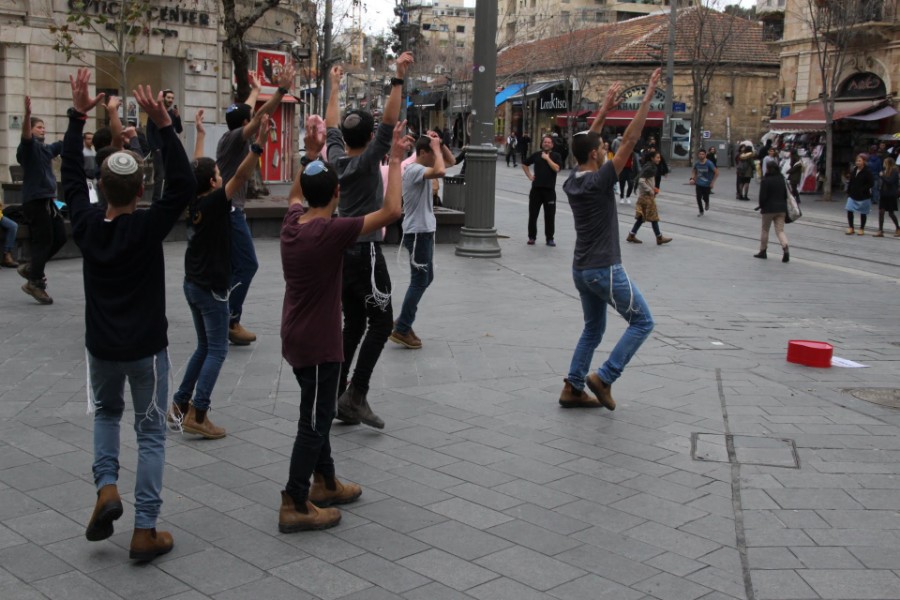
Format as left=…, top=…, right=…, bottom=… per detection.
left=62, top=69, right=197, bottom=562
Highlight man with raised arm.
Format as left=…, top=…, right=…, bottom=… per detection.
left=557, top=69, right=661, bottom=411
left=216, top=65, right=296, bottom=346
left=278, top=117, right=410, bottom=532
left=325, top=52, right=414, bottom=430
left=63, top=69, right=196, bottom=561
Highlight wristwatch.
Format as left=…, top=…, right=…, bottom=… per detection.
left=67, top=107, right=87, bottom=121
left=277, top=86, right=289, bottom=95
left=250, top=143, right=264, bottom=155
left=390, top=77, right=404, bottom=87
left=300, top=155, right=314, bottom=167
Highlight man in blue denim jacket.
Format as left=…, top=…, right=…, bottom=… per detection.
left=16, top=96, right=66, bottom=304
left=558, top=69, right=661, bottom=411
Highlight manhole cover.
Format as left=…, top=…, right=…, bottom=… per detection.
left=847, top=388, right=900, bottom=409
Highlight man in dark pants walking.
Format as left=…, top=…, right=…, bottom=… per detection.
left=146, top=89, right=183, bottom=203
left=521, top=135, right=561, bottom=246
left=17, top=96, right=66, bottom=304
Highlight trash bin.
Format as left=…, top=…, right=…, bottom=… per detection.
left=443, top=175, right=465, bottom=211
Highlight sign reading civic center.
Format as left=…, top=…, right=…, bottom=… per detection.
left=67, top=1, right=214, bottom=28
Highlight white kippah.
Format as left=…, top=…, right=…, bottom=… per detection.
left=107, top=152, right=139, bottom=175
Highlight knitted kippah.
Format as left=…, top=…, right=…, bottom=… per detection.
left=107, top=152, right=139, bottom=175
left=342, top=113, right=362, bottom=129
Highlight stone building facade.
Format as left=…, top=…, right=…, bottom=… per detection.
left=0, top=0, right=315, bottom=185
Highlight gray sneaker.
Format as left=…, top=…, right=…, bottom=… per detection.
left=22, top=280, right=53, bottom=305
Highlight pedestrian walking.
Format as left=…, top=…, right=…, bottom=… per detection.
left=557, top=69, right=660, bottom=411
left=617, top=149, right=640, bottom=204
left=846, top=153, right=874, bottom=235
left=325, top=52, right=414, bottom=430
left=753, top=161, right=790, bottom=262
left=17, top=96, right=66, bottom=304
left=690, top=148, right=718, bottom=216
left=277, top=118, right=408, bottom=533
left=389, top=132, right=446, bottom=349
left=521, top=135, right=561, bottom=246
left=519, top=131, right=531, bottom=164
left=506, top=130, right=518, bottom=167
left=65, top=69, right=197, bottom=561
left=873, top=157, right=899, bottom=237
left=626, top=150, right=671, bottom=246
left=735, top=144, right=754, bottom=200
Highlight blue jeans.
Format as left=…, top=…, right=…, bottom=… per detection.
left=90, top=349, right=168, bottom=529
left=567, top=265, right=654, bottom=390
left=0, top=215, right=18, bottom=252
left=229, top=208, right=258, bottom=325
left=174, top=280, right=229, bottom=411
left=395, top=232, right=434, bottom=335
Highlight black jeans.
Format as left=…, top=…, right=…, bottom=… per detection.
left=286, top=362, right=340, bottom=505
left=618, top=168, right=634, bottom=199
left=506, top=147, right=517, bottom=166
left=23, top=199, right=66, bottom=281
left=341, top=243, right=393, bottom=393
left=151, top=150, right=165, bottom=203
left=696, top=185, right=711, bottom=213
left=527, top=187, right=556, bottom=241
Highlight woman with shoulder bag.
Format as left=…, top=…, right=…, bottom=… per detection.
left=874, top=157, right=899, bottom=237
left=754, top=161, right=790, bottom=263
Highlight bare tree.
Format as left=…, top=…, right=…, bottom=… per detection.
left=49, top=0, right=153, bottom=98
left=797, top=0, right=876, bottom=201
left=684, top=4, right=750, bottom=159
left=221, top=0, right=283, bottom=103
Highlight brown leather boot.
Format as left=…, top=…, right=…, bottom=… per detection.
left=182, top=405, right=226, bottom=439
left=228, top=322, right=256, bottom=345
left=309, top=473, right=362, bottom=507
left=558, top=379, right=602, bottom=408
left=656, top=235, right=672, bottom=245
left=278, top=491, right=341, bottom=533
left=626, top=232, right=642, bottom=244
left=85, top=484, right=123, bottom=541
left=586, top=373, right=616, bottom=411
left=1, top=252, right=18, bottom=268
left=129, top=528, right=174, bottom=561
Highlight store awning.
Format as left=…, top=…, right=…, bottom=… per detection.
left=844, top=105, right=898, bottom=122
left=408, top=91, right=446, bottom=109
left=257, top=93, right=299, bottom=103
left=769, top=100, right=889, bottom=129
left=554, top=110, right=591, bottom=128
left=495, top=83, right=525, bottom=106
left=507, top=81, right=565, bottom=101
left=586, top=110, right=664, bottom=127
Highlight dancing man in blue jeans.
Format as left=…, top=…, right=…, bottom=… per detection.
left=62, top=69, right=196, bottom=560
left=558, top=68, right=660, bottom=410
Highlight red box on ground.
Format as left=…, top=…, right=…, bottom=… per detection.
left=787, top=340, right=833, bottom=368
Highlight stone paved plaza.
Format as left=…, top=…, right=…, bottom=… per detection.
left=1, top=163, right=899, bottom=599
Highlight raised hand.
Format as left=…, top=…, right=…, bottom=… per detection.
left=133, top=84, right=172, bottom=129
left=645, top=68, right=662, bottom=100
left=276, top=62, right=296, bottom=91
left=195, top=108, right=205, bottom=135
left=391, top=120, right=414, bottom=161
left=24, top=95, right=32, bottom=115
left=248, top=71, right=261, bottom=91
left=330, top=65, right=344, bottom=84
left=395, top=52, right=414, bottom=79
left=69, top=68, right=106, bottom=114
left=602, top=82, right=624, bottom=112
left=105, top=95, right=121, bottom=115
left=304, top=114, right=326, bottom=157
left=256, top=118, right=271, bottom=146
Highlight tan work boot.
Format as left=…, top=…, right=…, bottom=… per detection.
left=1, top=252, right=18, bottom=268
left=389, top=329, right=422, bottom=349
left=278, top=491, right=341, bottom=533
left=586, top=373, right=616, bottom=411
left=228, top=322, right=256, bottom=345
left=626, top=233, right=642, bottom=244
left=656, top=235, right=672, bottom=245
left=129, top=528, right=174, bottom=561
left=85, top=484, right=123, bottom=541
left=182, top=405, right=226, bottom=439
left=22, top=280, right=52, bottom=304
left=558, top=379, right=602, bottom=408
left=309, top=473, right=362, bottom=507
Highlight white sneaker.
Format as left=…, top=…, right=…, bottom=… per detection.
left=626, top=198, right=632, bottom=205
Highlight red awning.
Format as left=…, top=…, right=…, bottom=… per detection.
left=769, top=100, right=887, bottom=130
left=256, top=93, right=300, bottom=103
left=554, top=110, right=591, bottom=128
left=586, top=110, right=664, bottom=127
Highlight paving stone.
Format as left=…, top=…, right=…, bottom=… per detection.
left=401, top=581, right=473, bottom=600
left=411, top=520, right=513, bottom=560
left=427, top=497, right=514, bottom=530
left=349, top=499, right=446, bottom=533
left=211, top=529, right=305, bottom=570
left=399, top=548, right=498, bottom=591
left=0, top=461, right=78, bottom=492
left=338, top=552, right=432, bottom=593
left=750, top=569, right=817, bottom=600
left=489, top=457, right=573, bottom=485
left=685, top=566, right=746, bottom=599
left=4, top=509, right=83, bottom=545
left=335, top=523, right=430, bottom=561
left=645, top=552, right=707, bottom=577
left=553, top=545, right=661, bottom=586
left=798, top=569, right=900, bottom=599
left=32, top=570, right=123, bottom=600
left=436, top=461, right=518, bottom=488
left=270, top=556, right=373, bottom=599
left=367, top=476, right=453, bottom=507
left=552, top=499, right=646, bottom=533
left=486, top=519, right=581, bottom=556
left=467, top=576, right=554, bottom=600
left=546, top=573, right=646, bottom=600
left=91, top=561, right=189, bottom=600
left=571, top=526, right=665, bottom=562
left=790, top=546, right=865, bottom=569
left=0, top=542, right=73, bottom=582
left=502, top=503, right=591, bottom=536
left=278, top=529, right=367, bottom=563
left=625, top=521, right=722, bottom=559
left=633, top=571, right=712, bottom=600
left=610, top=492, right=709, bottom=528
left=475, top=546, right=586, bottom=591
left=746, top=547, right=803, bottom=570
left=491, top=480, right=577, bottom=509
left=548, top=474, right=640, bottom=505
left=213, top=575, right=317, bottom=600
left=766, top=488, right=863, bottom=510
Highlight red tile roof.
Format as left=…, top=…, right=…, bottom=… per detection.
left=497, top=6, right=779, bottom=80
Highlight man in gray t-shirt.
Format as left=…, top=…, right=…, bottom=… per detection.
left=215, top=65, right=295, bottom=346
left=325, top=53, right=414, bottom=430
left=558, top=69, right=661, bottom=415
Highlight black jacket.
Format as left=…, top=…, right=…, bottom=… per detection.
left=758, top=172, right=787, bottom=214
left=847, top=166, right=873, bottom=200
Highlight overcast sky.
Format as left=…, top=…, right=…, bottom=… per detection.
left=359, top=0, right=759, bottom=35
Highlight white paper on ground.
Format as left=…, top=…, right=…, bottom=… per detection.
left=831, top=356, right=869, bottom=368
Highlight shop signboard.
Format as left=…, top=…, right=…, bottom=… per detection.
left=670, top=118, right=691, bottom=160
left=618, top=85, right=667, bottom=111
left=672, top=101, right=686, bottom=113
left=255, top=50, right=290, bottom=93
